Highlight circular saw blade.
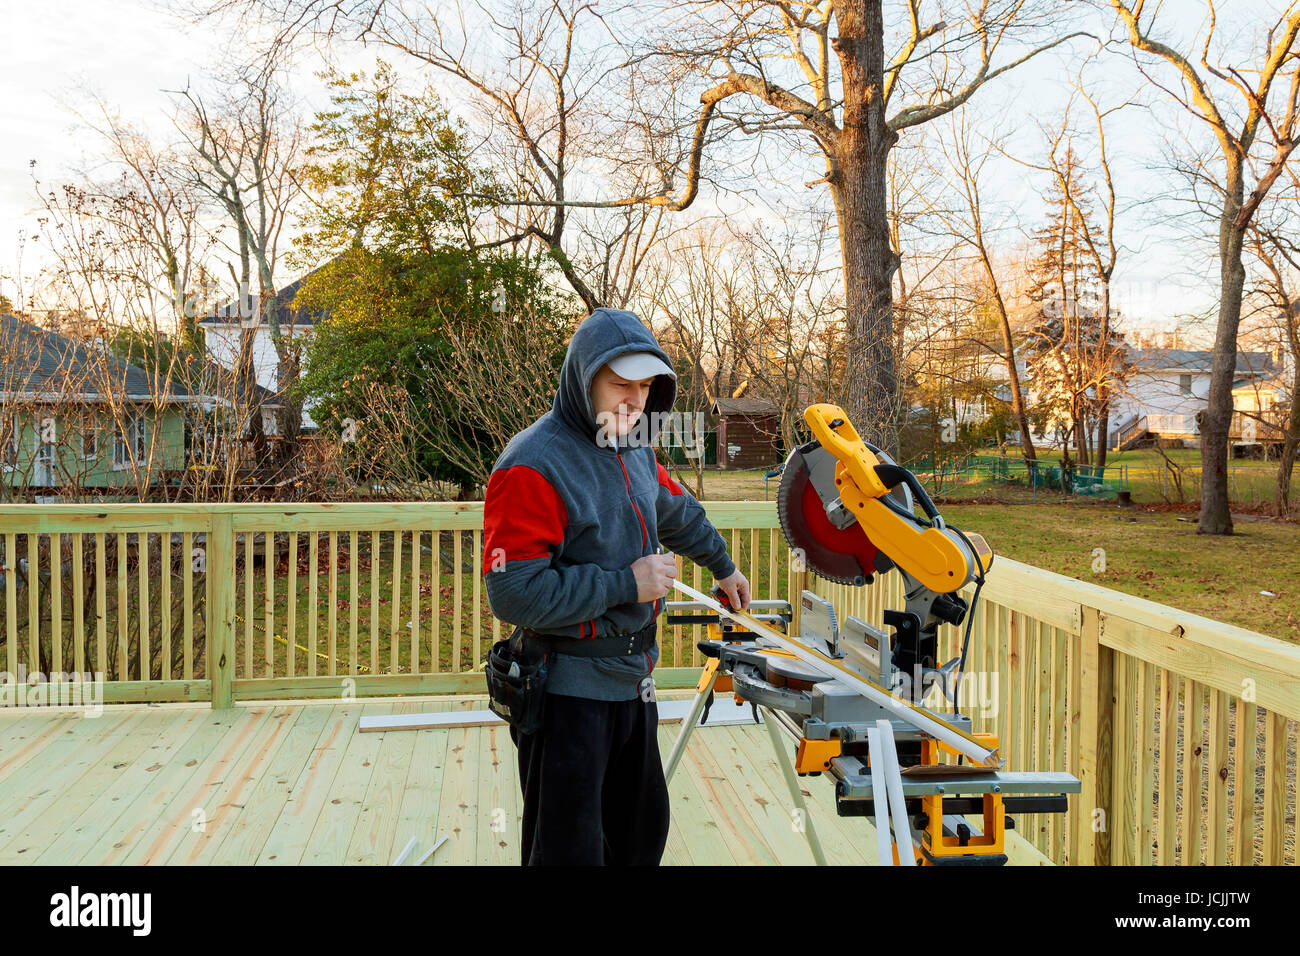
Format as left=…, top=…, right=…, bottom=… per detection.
left=776, top=444, right=881, bottom=586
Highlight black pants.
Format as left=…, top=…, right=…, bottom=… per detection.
left=509, top=691, right=670, bottom=865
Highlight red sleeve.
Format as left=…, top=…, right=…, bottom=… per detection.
left=656, top=462, right=684, bottom=496
left=482, top=465, right=567, bottom=569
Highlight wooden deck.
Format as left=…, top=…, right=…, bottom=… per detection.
left=0, top=691, right=1054, bottom=866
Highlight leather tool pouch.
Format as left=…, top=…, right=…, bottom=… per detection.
left=485, top=626, right=550, bottom=735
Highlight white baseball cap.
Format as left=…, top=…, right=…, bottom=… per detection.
left=606, top=351, right=676, bottom=381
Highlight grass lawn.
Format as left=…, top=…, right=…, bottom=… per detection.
left=942, top=503, right=1300, bottom=644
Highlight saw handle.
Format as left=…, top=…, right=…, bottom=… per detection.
left=873, top=463, right=941, bottom=522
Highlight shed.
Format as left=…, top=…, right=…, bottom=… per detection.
left=711, top=397, right=782, bottom=469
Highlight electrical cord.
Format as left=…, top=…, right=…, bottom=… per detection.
left=946, top=523, right=988, bottom=758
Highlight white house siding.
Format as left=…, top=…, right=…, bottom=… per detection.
left=202, top=323, right=318, bottom=429
left=1110, top=370, right=1210, bottom=432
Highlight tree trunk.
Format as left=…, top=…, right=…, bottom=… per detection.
left=1277, top=330, right=1300, bottom=516
left=831, top=1, right=901, bottom=450
left=1096, top=278, right=1111, bottom=467
left=277, top=349, right=303, bottom=472
left=1199, top=162, right=1247, bottom=535
left=984, top=266, right=1037, bottom=460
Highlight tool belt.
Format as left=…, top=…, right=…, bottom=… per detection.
left=528, top=618, right=658, bottom=657
left=485, top=625, right=551, bottom=735
left=485, top=619, right=658, bottom=735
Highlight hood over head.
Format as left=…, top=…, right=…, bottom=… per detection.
left=553, top=308, right=677, bottom=450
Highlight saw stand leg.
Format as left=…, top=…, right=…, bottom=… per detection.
left=760, top=706, right=828, bottom=866
left=663, top=663, right=719, bottom=784
left=662, top=668, right=827, bottom=866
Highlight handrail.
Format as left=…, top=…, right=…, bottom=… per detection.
left=808, top=552, right=1298, bottom=866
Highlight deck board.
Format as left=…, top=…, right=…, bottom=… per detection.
left=205, top=703, right=338, bottom=866
left=116, top=706, right=291, bottom=865
left=0, top=694, right=1057, bottom=866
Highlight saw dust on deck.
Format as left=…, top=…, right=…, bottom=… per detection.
left=0, top=691, right=1054, bottom=865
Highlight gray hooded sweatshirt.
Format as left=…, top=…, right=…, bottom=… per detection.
left=481, top=308, right=736, bottom=700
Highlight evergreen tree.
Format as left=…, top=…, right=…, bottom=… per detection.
left=1022, top=147, right=1116, bottom=465
left=292, top=63, right=577, bottom=497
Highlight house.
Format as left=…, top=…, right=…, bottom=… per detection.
left=0, top=313, right=191, bottom=492
left=711, top=396, right=782, bottom=469
left=1108, top=348, right=1285, bottom=449
left=198, top=269, right=327, bottom=430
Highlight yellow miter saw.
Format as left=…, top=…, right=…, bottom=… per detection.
left=778, top=403, right=993, bottom=691
left=664, top=403, right=1080, bottom=866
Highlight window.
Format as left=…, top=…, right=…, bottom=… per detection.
left=113, top=411, right=145, bottom=469
left=1179, top=374, right=1192, bottom=394
left=81, top=413, right=98, bottom=460
left=1, top=416, right=18, bottom=472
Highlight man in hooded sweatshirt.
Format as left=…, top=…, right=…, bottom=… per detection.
left=482, top=307, right=750, bottom=865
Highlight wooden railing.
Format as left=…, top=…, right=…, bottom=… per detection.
left=0, top=502, right=794, bottom=706
left=1231, top=409, right=1289, bottom=442
left=809, top=555, right=1299, bottom=867
left=1111, top=414, right=1147, bottom=451
left=1, top=500, right=1294, bottom=866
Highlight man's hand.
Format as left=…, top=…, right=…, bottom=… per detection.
left=631, top=553, right=678, bottom=603
left=715, top=569, right=751, bottom=611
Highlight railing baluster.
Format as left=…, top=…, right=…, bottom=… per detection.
left=137, top=532, right=148, bottom=680
left=328, top=530, right=338, bottom=676
left=453, top=529, right=462, bottom=673
left=390, top=530, right=401, bottom=675
left=369, top=531, right=379, bottom=676
left=1207, top=688, right=1229, bottom=865
left=1181, top=679, right=1205, bottom=864
left=287, top=532, right=297, bottom=679
left=1158, top=668, right=1177, bottom=865
left=410, top=529, right=420, bottom=675
left=1231, top=699, right=1257, bottom=865
left=28, top=532, right=39, bottom=678
left=160, top=532, right=170, bottom=681
left=1263, top=712, right=1288, bottom=865
left=116, top=533, right=127, bottom=680
left=267, top=529, right=277, bottom=678
left=51, top=532, right=63, bottom=677
left=244, top=530, right=253, bottom=678
left=434, top=530, right=444, bottom=671
left=473, top=528, right=482, bottom=671
left=5, top=534, right=16, bottom=682
left=73, top=533, right=85, bottom=678
left=181, top=531, right=190, bottom=680
left=349, top=530, right=358, bottom=677
left=308, top=531, right=319, bottom=678
left=208, top=512, right=235, bottom=708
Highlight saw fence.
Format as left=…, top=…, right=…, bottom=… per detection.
left=0, top=500, right=1295, bottom=866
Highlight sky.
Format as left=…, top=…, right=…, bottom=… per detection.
left=1, top=0, right=1290, bottom=344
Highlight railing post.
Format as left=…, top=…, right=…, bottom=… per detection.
left=1077, top=606, right=1113, bottom=866
left=207, top=510, right=235, bottom=709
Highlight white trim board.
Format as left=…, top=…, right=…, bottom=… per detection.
left=358, top=698, right=763, bottom=733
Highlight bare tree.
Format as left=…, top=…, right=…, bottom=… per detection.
left=1028, top=79, right=1131, bottom=466
left=1109, top=0, right=1300, bottom=533
left=1243, top=167, right=1300, bottom=515
left=199, top=0, right=1089, bottom=451
left=172, top=59, right=306, bottom=471
left=927, top=108, right=1039, bottom=460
